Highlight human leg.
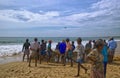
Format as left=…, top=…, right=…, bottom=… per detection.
left=28, top=55, right=32, bottom=67
left=35, top=57, right=37, bottom=67
left=75, top=63, right=80, bottom=77
left=63, top=54, right=66, bottom=66
left=57, top=54, right=60, bottom=63
left=104, top=62, right=107, bottom=78
left=77, top=59, right=87, bottom=73
left=35, top=55, right=38, bottom=67
left=111, top=50, right=115, bottom=62
left=39, top=55, right=42, bottom=64
left=27, top=54, right=29, bottom=62
left=70, top=57, right=73, bottom=67
left=23, top=53, right=25, bottom=62
left=80, top=64, right=87, bottom=73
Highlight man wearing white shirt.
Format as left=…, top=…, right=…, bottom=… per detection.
left=74, top=37, right=87, bottom=77
left=28, top=38, right=39, bottom=67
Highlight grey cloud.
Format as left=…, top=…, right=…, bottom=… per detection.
left=13, top=14, right=30, bottom=22
left=0, top=0, right=120, bottom=37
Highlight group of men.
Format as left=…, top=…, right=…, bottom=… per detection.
left=22, top=38, right=52, bottom=67
left=22, top=37, right=117, bottom=77
left=22, top=37, right=117, bottom=65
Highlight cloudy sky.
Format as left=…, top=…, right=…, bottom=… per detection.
left=0, top=0, right=120, bottom=37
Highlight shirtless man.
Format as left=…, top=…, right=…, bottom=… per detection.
left=22, top=39, right=30, bottom=62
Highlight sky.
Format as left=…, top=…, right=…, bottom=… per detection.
left=0, top=0, right=120, bottom=37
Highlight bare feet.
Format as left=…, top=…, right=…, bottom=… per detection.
left=85, top=69, right=87, bottom=74
left=28, top=64, right=31, bottom=67
left=71, top=65, right=73, bottom=67
left=74, top=74, right=79, bottom=77
left=39, top=61, right=41, bottom=64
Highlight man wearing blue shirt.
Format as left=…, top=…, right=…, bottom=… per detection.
left=108, top=37, right=117, bottom=63
left=59, top=40, right=66, bottom=66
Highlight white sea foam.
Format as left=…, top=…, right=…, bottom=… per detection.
left=0, top=39, right=119, bottom=57
left=0, top=41, right=88, bottom=57
left=0, top=44, right=22, bottom=57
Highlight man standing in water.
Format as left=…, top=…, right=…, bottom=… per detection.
left=22, top=39, right=30, bottom=62
left=29, top=38, right=39, bottom=67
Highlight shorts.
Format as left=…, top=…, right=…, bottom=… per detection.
left=47, top=51, right=52, bottom=57
left=40, top=50, right=46, bottom=55
left=24, top=49, right=29, bottom=55
left=108, top=49, right=115, bottom=55
left=67, top=50, right=73, bottom=58
left=30, top=50, right=38, bottom=59
left=55, top=50, right=60, bottom=55
left=76, top=58, right=83, bottom=63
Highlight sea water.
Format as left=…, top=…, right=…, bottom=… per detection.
left=0, top=37, right=120, bottom=57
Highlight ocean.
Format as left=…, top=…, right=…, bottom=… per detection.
left=0, top=37, right=120, bottom=57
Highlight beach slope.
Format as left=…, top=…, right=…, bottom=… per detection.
left=0, top=58, right=120, bottom=78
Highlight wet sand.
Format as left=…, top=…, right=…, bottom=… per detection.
left=0, top=41, right=120, bottom=78
left=0, top=53, right=22, bottom=64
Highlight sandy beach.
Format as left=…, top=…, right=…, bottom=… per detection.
left=0, top=0, right=120, bottom=77
left=0, top=41, right=120, bottom=78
